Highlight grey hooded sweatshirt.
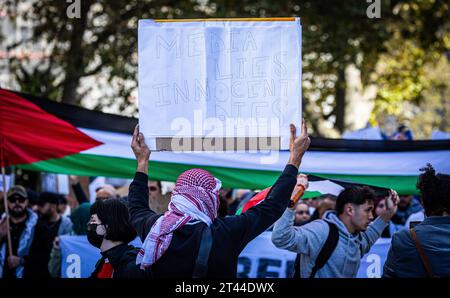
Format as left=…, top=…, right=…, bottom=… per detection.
left=272, top=209, right=387, bottom=278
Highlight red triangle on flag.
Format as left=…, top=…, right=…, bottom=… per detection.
left=0, top=89, right=103, bottom=167
left=241, top=187, right=272, bottom=213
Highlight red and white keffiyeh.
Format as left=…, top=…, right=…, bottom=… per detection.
left=136, top=169, right=221, bottom=269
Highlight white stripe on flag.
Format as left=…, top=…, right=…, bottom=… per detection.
left=308, top=180, right=345, bottom=196
left=78, top=128, right=450, bottom=176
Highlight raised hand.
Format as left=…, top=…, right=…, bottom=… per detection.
left=289, top=174, right=309, bottom=209
left=131, top=124, right=151, bottom=174
left=380, top=189, right=400, bottom=222
left=288, top=119, right=311, bottom=168
left=296, top=173, right=309, bottom=190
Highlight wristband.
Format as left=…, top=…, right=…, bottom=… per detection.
left=288, top=184, right=305, bottom=208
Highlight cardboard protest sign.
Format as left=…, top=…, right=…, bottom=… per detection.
left=138, top=18, right=302, bottom=151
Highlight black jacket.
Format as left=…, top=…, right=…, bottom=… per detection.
left=23, top=218, right=62, bottom=278
left=90, top=243, right=148, bottom=278
left=128, top=164, right=298, bottom=278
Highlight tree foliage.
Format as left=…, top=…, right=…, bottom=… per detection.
left=1, top=0, right=449, bottom=137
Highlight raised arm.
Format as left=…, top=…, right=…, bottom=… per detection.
left=224, top=119, right=311, bottom=249
left=272, top=212, right=329, bottom=255
left=360, top=190, right=398, bottom=253
left=271, top=173, right=318, bottom=253
left=70, top=176, right=88, bottom=204
left=128, top=125, right=160, bottom=240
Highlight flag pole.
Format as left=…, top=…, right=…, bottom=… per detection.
left=1, top=138, right=13, bottom=257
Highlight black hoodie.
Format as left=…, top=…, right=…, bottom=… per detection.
left=90, top=243, right=148, bottom=278
left=128, top=165, right=297, bottom=278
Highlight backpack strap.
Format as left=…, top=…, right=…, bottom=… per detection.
left=309, top=221, right=339, bottom=278
left=192, top=224, right=213, bottom=278
left=410, top=228, right=437, bottom=278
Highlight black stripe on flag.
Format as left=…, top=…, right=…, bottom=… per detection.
left=4, top=88, right=450, bottom=152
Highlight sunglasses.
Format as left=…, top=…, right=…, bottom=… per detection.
left=8, top=196, right=27, bottom=204
left=296, top=211, right=309, bottom=215
left=149, top=186, right=158, bottom=191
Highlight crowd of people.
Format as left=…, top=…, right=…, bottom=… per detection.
left=0, top=121, right=449, bottom=278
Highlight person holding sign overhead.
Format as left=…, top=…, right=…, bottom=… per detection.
left=128, top=119, right=310, bottom=278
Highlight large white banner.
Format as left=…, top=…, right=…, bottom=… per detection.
left=138, top=18, right=302, bottom=151
left=60, top=232, right=390, bottom=278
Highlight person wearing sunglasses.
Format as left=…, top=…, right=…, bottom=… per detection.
left=23, top=192, right=73, bottom=278
left=147, top=180, right=170, bottom=214
left=0, top=186, right=38, bottom=278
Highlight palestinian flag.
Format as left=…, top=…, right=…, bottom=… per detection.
left=0, top=89, right=102, bottom=166
left=2, top=89, right=449, bottom=195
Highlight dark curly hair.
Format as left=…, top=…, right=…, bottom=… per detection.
left=416, top=164, right=450, bottom=216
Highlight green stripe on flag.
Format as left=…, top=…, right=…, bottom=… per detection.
left=302, top=191, right=323, bottom=199
left=18, top=153, right=282, bottom=189
left=18, top=153, right=419, bottom=194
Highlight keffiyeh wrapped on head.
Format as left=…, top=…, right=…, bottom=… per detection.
left=137, top=168, right=221, bottom=269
